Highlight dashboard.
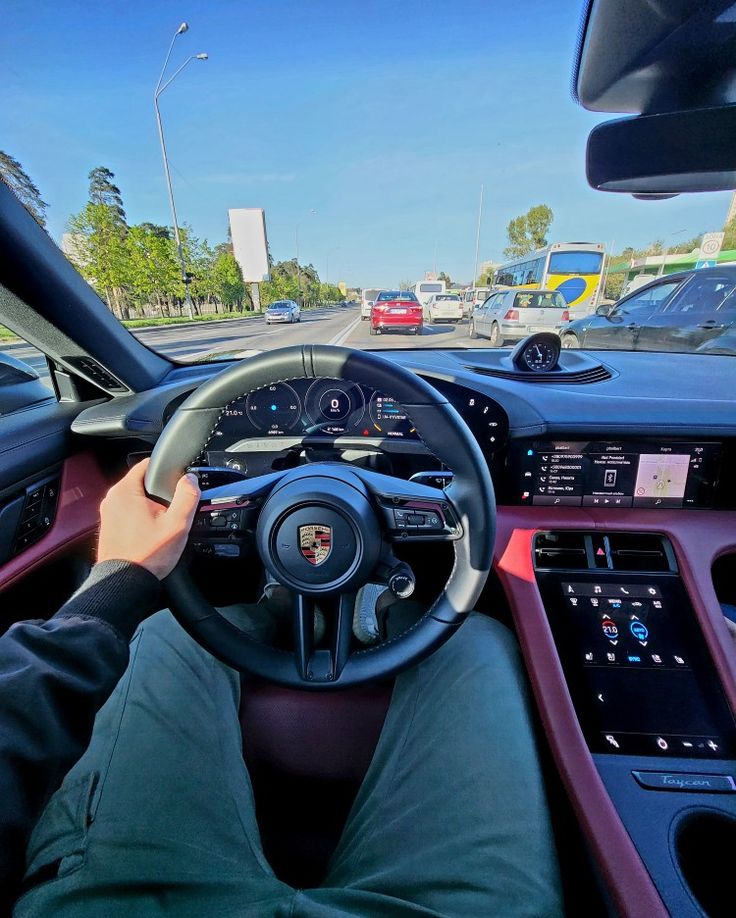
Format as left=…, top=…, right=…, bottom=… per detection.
left=74, top=347, right=736, bottom=511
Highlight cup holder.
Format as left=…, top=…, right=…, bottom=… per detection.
left=674, top=808, right=736, bottom=917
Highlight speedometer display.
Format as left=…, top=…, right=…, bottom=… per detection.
left=304, top=379, right=365, bottom=433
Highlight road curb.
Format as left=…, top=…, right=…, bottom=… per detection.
left=128, top=305, right=340, bottom=334
left=0, top=306, right=344, bottom=349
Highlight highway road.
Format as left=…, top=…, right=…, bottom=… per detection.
left=1, top=304, right=479, bottom=384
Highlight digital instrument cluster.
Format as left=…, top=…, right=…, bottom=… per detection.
left=199, top=377, right=509, bottom=468
left=514, top=440, right=722, bottom=509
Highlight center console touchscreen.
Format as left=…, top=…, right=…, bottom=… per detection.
left=535, top=565, right=736, bottom=759
left=516, top=440, right=721, bottom=509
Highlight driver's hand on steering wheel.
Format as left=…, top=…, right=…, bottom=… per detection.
left=98, top=458, right=200, bottom=580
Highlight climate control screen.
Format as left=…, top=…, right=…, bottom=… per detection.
left=536, top=572, right=736, bottom=758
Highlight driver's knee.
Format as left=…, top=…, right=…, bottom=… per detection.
left=420, top=612, right=526, bottom=686
left=445, top=611, right=518, bottom=658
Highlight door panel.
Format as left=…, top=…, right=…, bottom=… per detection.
left=0, top=400, right=82, bottom=491
left=584, top=280, right=681, bottom=349
left=0, top=395, right=111, bottom=628
left=0, top=452, right=107, bottom=594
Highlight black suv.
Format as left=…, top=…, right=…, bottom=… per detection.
left=560, top=265, right=736, bottom=354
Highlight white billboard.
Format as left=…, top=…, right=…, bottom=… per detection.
left=228, top=208, right=270, bottom=282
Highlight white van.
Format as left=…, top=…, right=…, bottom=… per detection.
left=412, top=280, right=446, bottom=308
left=462, top=287, right=490, bottom=317
left=361, top=288, right=384, bottom=320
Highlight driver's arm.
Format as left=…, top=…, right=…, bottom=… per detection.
left=0, top=460, right=199, bottom=910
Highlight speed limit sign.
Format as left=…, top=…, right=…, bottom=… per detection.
left=700, top=232, right=725, bottom=258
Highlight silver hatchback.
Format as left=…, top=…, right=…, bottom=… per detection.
left=265, top=300, right=301, bottom=324
left=469, top=289, right=569, bottom=346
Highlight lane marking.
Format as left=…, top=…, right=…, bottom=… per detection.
left=328, top=316, right=361, bottom=346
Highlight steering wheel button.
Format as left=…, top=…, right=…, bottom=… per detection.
left=210, top=516, right=227, bottom=528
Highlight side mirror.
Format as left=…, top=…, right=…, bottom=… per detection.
left=595, top=304, right=612, bottom=317
left=0, top=351, right=52, bottom=415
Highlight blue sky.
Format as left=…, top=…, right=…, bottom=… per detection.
left=3, top=0, right=732, bottom=287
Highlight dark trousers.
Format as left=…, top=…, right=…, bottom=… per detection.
left=16, top=610, right=562, bottom=916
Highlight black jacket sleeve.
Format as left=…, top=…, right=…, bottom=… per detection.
left=0, top=560, right=161, bottom=912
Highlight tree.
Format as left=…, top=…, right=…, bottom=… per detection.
left=88, top=166, right=126, bottom=224
left=397, top=279, right=414, bottom=292
left=723, top=219, right=736, bottom=251
left=437, top=271, right=452, bottom=288
left=68, top=166, right=130, bottom=316
left=670, top=235, right=701, bottom=255
left=212, top=252, right=245, bottom=309
left=68, top=203, right=131, bottom=317
left=0, top=151, right=47, bottom=226
left=319, top=282, right=343, bottom=303
left=504, top=204, right=554, bottom=257
left=125, top=224, right=180, bottom=316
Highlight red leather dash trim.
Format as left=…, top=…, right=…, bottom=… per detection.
left=0, top=452, right=109, bottom=593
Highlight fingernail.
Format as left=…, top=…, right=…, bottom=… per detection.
left=186, top=473, right=200, bottom=489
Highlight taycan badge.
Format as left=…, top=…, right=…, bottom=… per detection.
left=299, top=524, right=332, bottom=566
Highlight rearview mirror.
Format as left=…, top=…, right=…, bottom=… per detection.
left=586, top=106, right=736, bottom=194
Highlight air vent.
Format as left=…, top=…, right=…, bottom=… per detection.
left=533, top=531, right=677, bottom=573
left=607, top=533, right=676, bottom=573
left=534, top=532, right=589, bottom=570
left=466, top=364, right=612, bottom=384
left=64, top=357, right=128, bottom=393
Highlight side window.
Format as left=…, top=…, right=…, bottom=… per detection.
left=665, top=276, right=736, bottom=315
left=612, top=282, right=680, bottom=317
left=717, top=289, right=736, bottom=317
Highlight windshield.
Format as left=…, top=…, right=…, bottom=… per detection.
left=1, top=3, right=734, bottom=367
left=376, top=291, right=417, bottom=302
left=548, top=252, right=604, bottom=275
left=515, top=292, right=567, bottom=309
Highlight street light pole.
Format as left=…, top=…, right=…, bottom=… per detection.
left=473, top=183, right=484, bottom=287
left=154, top=23, right=207, bottom=320
left=657, top=228, right=687, bottom=277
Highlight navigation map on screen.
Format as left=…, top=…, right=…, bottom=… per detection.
left=634, top=454, right=691, bottom=500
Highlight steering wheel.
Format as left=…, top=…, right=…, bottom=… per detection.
left=145, top=345, right=495, bottom=689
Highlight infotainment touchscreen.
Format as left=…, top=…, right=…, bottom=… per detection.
left=516, top=441, right=721, bottom=509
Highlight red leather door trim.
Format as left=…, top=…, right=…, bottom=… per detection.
left=0, top=452, right=108, bottom=593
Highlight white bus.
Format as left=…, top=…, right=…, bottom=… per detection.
left=493, top=242, right=605, bottom=318
left=361, top=288, right=384, bottom=320
left=412, top=279, right=446, bottom=308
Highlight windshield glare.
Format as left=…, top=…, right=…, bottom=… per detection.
left=1, top=3, right=734, bottom=369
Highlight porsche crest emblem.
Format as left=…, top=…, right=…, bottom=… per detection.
left=298, top=524, right=332, bottom=566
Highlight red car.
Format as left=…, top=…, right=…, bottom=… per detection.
left=370, top=291, right=423, bottom=335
